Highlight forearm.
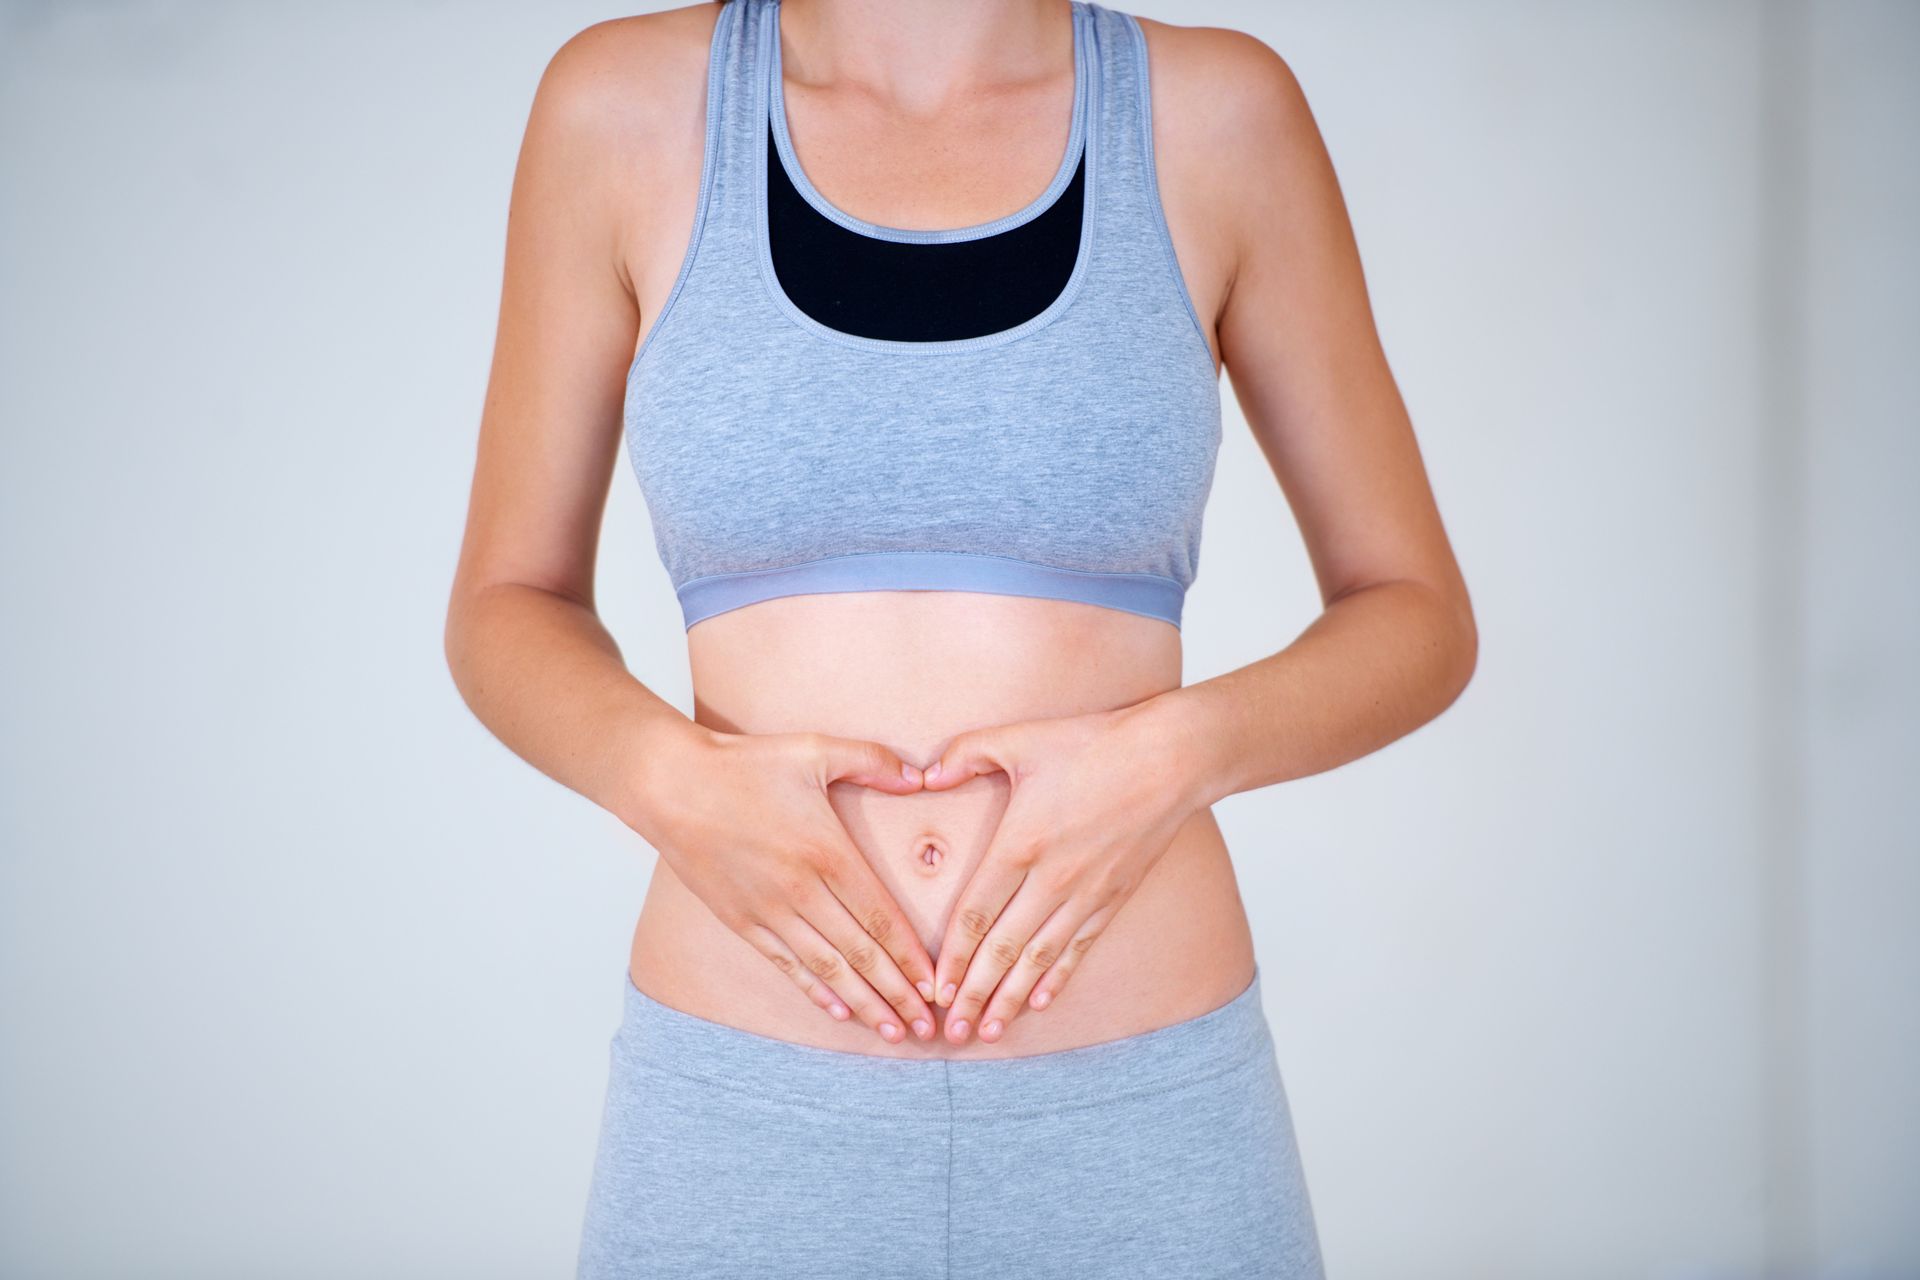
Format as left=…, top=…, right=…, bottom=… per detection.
left=444, top=581, right=703, bottom=826
left=1145, top=578, right=1478, bottom=811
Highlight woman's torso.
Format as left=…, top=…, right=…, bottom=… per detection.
left=615, top=0, right=1251, bottom=1058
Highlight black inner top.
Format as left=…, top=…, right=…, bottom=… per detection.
left=766, top=126, right=1086, bottom=342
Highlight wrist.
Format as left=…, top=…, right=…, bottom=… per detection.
left=607, top=712, right=722, bottom=837
left=1118, top=686, right=1232, bottom=816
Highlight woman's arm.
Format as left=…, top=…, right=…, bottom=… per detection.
left=922, top=24, right=1477, bottom=1043
left=1138, top=30, right=1478, bottom=806
left=444, top=19, right=678, bottom=824
left=443, top=16, right=940, bottom=1044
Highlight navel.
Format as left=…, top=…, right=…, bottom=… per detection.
left=914, top=834, right=947, bottom=876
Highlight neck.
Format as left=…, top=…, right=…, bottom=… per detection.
left=775, top=0, right=1070, bottom=112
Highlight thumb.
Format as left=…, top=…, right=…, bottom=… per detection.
left=922, top=728, right=1012, bottom=792
left=812, top=734, right=924, bottom=794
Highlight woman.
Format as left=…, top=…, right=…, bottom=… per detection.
left=445, top=0, right=1475, bottom=1274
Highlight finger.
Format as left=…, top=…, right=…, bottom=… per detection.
left=978, top=901, right=1086, bottom=1035
left=921, top=727, right=1011, bottom=792
left=948, top=884, right=1064, bottom=1045
left=1026, top=901, right=1121, bottom=1012
left=932, top=845, right=1031, bottom=1011
left=741, top=922, right=850, bottom=1021
left=815, top=840, right=939, bottom=1009
left=783, top=914, right=913, bottom=1045
left=810, top=733, right=924, bottom=795
left=806, top=881, right=936, bottom=1041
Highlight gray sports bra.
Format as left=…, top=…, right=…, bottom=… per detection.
left=624, top=0, right=1221, bottom=629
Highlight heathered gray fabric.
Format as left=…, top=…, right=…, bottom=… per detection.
left=622, top=0, right=1224, bottom=629
left=575, top=970, right=1325, bottom=1278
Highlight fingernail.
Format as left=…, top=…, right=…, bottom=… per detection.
left=949, top=1019, right=970, bottom=1042
left=830, top=1003, right=849, bottom=1020
left=1031, top=990, right=1051, bottom=1010
left=939, top=983, right=957, bottom=1006
left=982, top=1019, right=1003, bottom=1040
left=917, top=981, right=934, bottom=1002
left=880, top=1022, right=900, bottom=1042
left=924, top=762, right=942, bottom=783
left=900, top=762, right=920, bottom=784
left=912, top=1019, right=932, bottom=1040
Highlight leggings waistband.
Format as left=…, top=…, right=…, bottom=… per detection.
left=611, top=968, right=1274, bottom=1122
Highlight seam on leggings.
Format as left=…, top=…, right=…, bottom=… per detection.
left=611, top=1044, right=1266, bottom=1121
left=943, top=1061, right=954, bottom=1280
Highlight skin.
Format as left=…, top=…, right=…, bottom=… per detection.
left=444, top=0, right=1477, bottom=1058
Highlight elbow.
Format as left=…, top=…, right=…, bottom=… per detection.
left=1436, top=583, right=1478, bottom=712
left=442, top=582, right=483, bottom=709
left=442, top=607, right=463, bottom=693
left=1329, top=572, right=1479, bottom=716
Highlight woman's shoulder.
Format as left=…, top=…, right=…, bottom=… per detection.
left=529, top=4, right=722, bottom=152
left=1130, top=13, right=1340, bottom=321
left=511, top=4, right=723, bottom=293
left=1131, top=15, right=1317, bottom=161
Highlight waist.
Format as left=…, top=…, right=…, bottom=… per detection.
left=632, top=591, right=1258, bottom=1058
left=687, top=590, right=1186, bottom=941
left=632, top=823, right=1252, bottom=1058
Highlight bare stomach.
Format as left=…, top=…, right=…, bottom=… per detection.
left=627, top=590, right=1257, bottom=1059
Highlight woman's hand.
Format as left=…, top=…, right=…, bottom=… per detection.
left=921, top=698, right=1208, bottom=1045
left=620, top=724, right=940, bottom=1044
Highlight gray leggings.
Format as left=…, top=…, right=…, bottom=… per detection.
left=576, top=968, right=1325, bottom=1279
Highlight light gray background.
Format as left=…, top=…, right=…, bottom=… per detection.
left=1, top=1, right=1914, bottom=1277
